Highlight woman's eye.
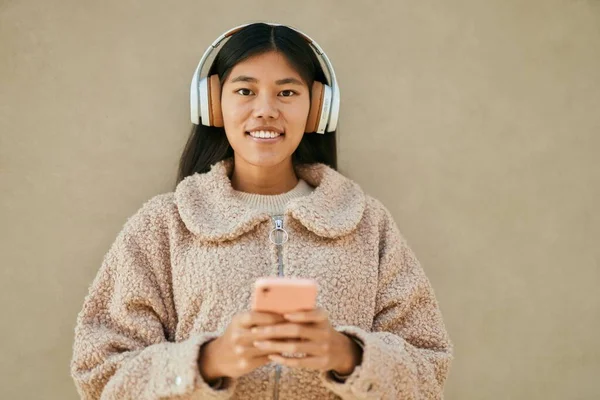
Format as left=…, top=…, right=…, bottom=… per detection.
left=235, top=88, right=297, bottom=97
left=236, top=88, right=254, bottom=96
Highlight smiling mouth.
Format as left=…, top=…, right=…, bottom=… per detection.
left=246, top=131, right=285, bottom=140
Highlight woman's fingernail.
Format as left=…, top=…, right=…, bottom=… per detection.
left=254, top=341, right=267, bottom=348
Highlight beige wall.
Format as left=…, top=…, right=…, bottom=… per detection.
left=1, top=0, right=599, bottom=398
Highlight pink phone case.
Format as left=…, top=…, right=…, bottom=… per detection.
left=251, top=277, right=318, bottom=314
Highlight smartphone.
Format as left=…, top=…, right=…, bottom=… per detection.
left=251, top=277, right=318, bottom=314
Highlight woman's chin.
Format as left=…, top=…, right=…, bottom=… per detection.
left=235, top=153, right=291, bottom=169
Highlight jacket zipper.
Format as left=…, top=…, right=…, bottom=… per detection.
left=270, top=215, right=287, bottom=400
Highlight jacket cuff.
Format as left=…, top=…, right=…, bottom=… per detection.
left=156, top=332, right=237, bottom=399
left=319, top=326, right=409, bottom=399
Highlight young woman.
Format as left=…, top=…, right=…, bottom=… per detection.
left=71, top=23, right=453, bottom=399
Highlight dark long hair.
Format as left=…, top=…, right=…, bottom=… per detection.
left=175, top=23, right=338, bottom=187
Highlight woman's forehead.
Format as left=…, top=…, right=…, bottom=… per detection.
left=225, top=51, right=306, bottom=85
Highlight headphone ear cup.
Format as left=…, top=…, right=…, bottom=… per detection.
left=191, top=70, right=200, bottom=124
left=208, top=75, right=224, bottom=127
left=305, top=81, right=324, bottom=133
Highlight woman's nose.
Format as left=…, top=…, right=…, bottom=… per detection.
left=252, top=93, right=280, bottom=119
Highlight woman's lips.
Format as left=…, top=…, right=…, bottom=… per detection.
left=245, top=132, right=284, bottom=143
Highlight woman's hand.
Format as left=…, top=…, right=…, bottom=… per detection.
left=198, top=310, right=287, bottom=381
left=251, top=308, right=363, bottom=375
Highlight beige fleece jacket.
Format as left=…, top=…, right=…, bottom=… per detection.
left=70, top=158, right=453, bottom=399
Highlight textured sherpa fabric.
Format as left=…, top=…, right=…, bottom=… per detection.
left=233, top=178, right=314, bottom=215
left=70, top=158, right=453, bottom=399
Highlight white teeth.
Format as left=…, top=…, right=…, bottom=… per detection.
left=249, top=130, right=281, bottom=139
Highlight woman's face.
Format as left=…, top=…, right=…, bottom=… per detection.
left=221, top=51, right=310, bottom=168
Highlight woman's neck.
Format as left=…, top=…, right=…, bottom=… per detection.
left=230, top=156, right=299, bottom=195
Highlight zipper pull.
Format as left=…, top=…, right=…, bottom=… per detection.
left=269, top=217, right=289, bottom=245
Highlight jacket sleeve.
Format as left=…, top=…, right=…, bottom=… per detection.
left=319, top=205, right=453, bottom=399
left=70, top=197, right=237, bottom=399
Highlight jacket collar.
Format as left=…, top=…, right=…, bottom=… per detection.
left=174, top=158, right=366, bottom=242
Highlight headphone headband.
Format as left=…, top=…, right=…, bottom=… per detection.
left=190, top=23, right=340, bottom=133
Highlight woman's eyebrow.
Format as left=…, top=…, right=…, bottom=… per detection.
left=275, top=77, right=303, bottom=86
left=230, top=75, right=303, bottom=85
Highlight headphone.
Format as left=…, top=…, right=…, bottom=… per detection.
left=190, top=23, right=340, bottom=134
